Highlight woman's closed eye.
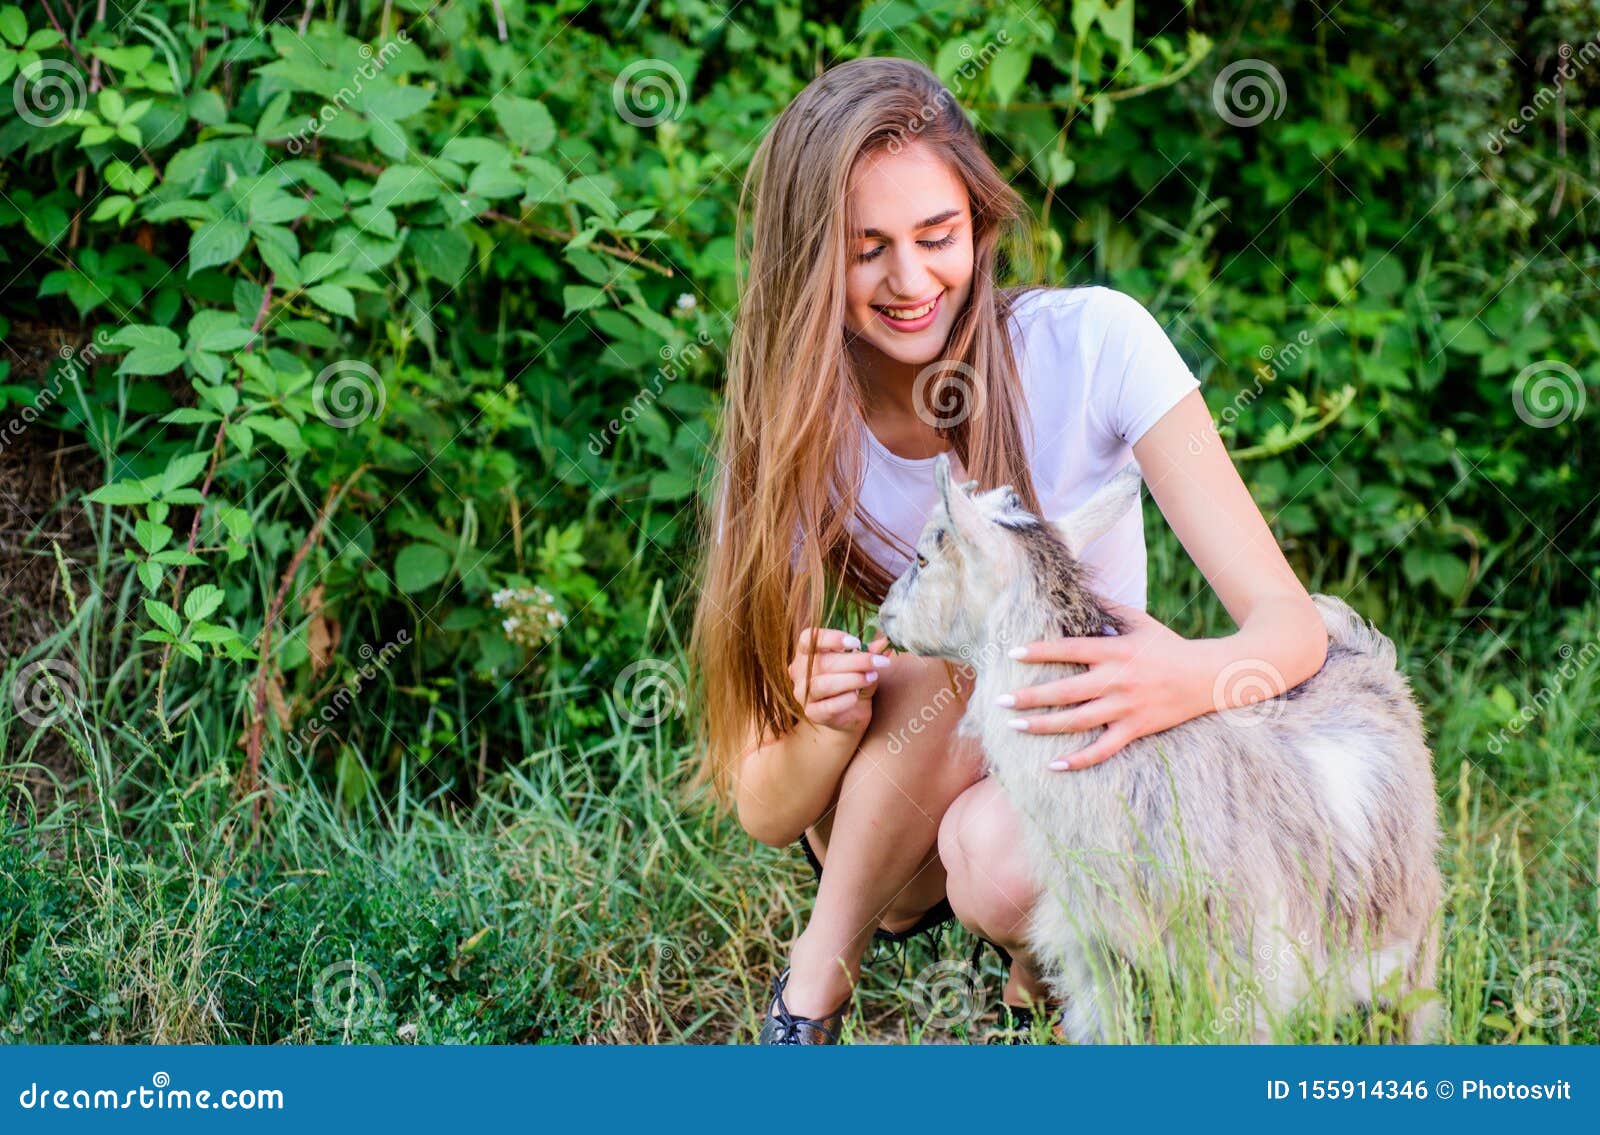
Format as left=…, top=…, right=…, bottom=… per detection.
left=856, top=233, right=957, bottom=263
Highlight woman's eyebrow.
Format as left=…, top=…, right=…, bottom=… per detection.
left=859, top=208, right=962, bottom=239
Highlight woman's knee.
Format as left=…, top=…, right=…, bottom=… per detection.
left=938, top=781, right=1039, bottom=941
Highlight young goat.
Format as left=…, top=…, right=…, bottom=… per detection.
left=877, top=455, right=1443, bottom=1043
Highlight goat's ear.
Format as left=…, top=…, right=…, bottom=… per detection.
left=934, top=453, right=984, bottom=539
left=1052, top=462, right=1143, bottom=556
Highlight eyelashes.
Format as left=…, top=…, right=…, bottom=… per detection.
left=855, top=233, right=958, bottom=264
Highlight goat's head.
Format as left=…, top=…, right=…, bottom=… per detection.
left=876, top=453, right=1142, bottom=660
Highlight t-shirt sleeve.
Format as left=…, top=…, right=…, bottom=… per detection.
left=1088, top=288, right=1201, bottom=447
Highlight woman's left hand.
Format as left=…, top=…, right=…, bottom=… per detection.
left=995, top=601, right=1205, bottom=772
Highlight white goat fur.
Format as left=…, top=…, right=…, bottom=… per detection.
left=876, top=455, right=1444, bottom=1043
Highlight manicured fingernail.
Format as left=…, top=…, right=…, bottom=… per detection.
left=1007, top=647, right=1027, bottom=659
left=872, top=655, right=892, bottom=668
left=843, top=634, right=862, bottom=650
left=994, top=693, right=1015, bottom=707
left=1049, top=760, right=1073, bottom=771
left=864, top=670, right=878, bottom=682
left=1007, top=717, right=1029, bottom=731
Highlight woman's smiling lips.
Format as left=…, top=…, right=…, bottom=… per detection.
left=872, top=291, right=942, bottom=333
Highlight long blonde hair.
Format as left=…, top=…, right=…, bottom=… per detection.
left=686, top=56, right=1046, bottom=810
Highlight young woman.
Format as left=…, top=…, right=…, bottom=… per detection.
left=688, top=56, right=1330, bottom=1044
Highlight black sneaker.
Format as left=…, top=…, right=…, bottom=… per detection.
left=757, top=967, right=852, bottom=1045
left=987, top=1001, right=1046, bottom=1045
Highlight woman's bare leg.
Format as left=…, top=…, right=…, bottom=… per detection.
left=777, top=656, right=985, bottom=1018
left=939, top=777, right=1052, bottom=1009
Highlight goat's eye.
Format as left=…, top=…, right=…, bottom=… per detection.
left=915, top=553, right=928, bottom=568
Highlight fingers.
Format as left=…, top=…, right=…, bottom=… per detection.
left=812, top=688, right=874, bottom=720
left=996, top=671, right=1109, bottom=712
left=1008, top=634, right=1118, bottom=664
left=1049, top=723, right=1135, bottom=771
left=796, top=627, right=865, bottom=655
left=801, top=670, right=881, bottom=702
left=1004, top=699, right=1123, bottom=736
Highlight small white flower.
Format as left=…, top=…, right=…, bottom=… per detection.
left=502, top=617, right=517, bottom=633
left=491, top=588, right=513, bottom=607
left=675, top=293, right=696, bottom=311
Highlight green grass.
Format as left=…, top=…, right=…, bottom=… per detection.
left=2, top=517, right=1596, bottom=1045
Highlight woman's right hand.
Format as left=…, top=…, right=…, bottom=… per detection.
left=790, top=628, right=894, bottom=736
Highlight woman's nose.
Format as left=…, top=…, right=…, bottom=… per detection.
left=885, top=242, right=932, bottom=298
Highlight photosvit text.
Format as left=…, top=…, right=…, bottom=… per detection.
left=1265, top=1079, right=1574, bottom=1102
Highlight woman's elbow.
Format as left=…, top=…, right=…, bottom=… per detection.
left=735, top=787, right=801, bottom=849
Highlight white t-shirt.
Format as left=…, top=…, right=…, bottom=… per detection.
left=715, top=285, right=1201, bottom=611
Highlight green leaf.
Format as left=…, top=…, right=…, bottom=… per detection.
left=493, top=94, right=555, bottom=153
left=563, top=284, right=607, bottom=315
left=144, top=598, right=182, bottom=635
left=407, top=227, right=472, bottom=286
left=161, top=450, right=211, bottom=492
left=89, top=480, right=154, bottom=506
left=394, top=543, right=451, bottom=593
left=188, top=219, right=250, bottom=276
left=183, top=584, right=225, bottom=622
left=306, top=283, right=356, bottom=318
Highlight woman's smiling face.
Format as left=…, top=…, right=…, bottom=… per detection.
left=843, top=141, right=974, bottom=368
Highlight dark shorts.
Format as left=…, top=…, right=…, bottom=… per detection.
left=796, top=830, right=1013, bottom=969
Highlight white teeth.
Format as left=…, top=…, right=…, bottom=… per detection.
left=881, top=297, right=937, bottom=321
